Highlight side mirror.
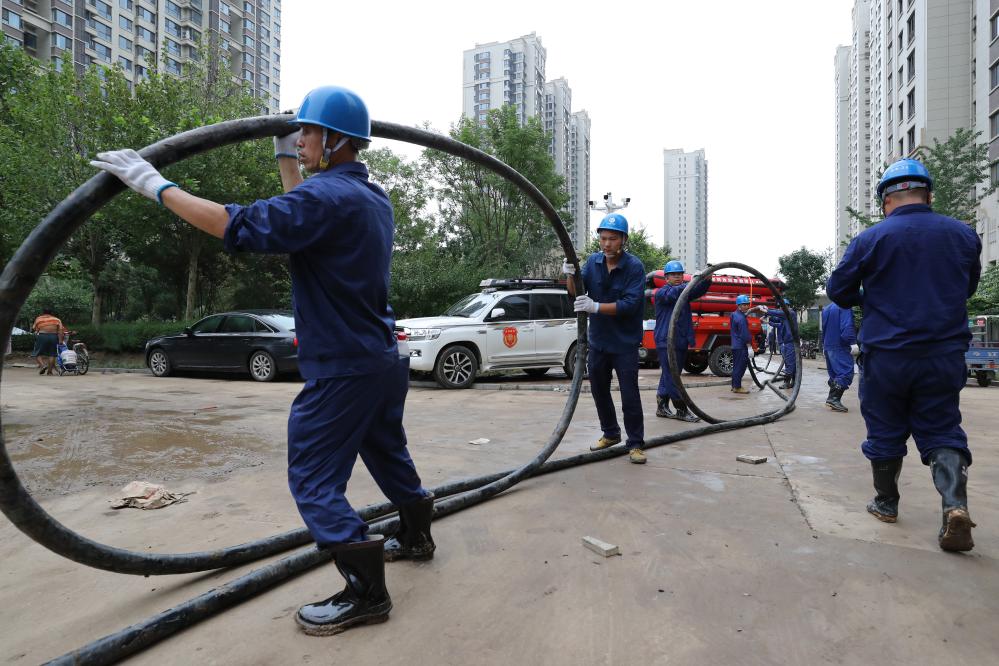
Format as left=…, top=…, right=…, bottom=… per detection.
left=184, top=327, right=194, bottom=336
left=489, top=308, right=506, bottom=321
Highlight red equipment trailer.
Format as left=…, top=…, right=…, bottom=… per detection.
left=639, top=272, right=786, bottom=377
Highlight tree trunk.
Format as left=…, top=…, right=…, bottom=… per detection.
left=183, top=235, right=202, bottom=321
left=91, top=288, right=102, bottom=328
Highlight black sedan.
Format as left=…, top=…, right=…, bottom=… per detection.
left=145, top=310, right=298, bottom=382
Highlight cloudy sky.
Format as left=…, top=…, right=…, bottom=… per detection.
left=282, top=0, right=855, bottom=276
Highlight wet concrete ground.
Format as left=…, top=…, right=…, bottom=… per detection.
left=1, top=360, right=997, bottom=664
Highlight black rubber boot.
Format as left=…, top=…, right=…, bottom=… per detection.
left=656, top=395, right=675, bottom=419
left=865, top=458, right=903, bottom=523
left=825, top=385, right=848, bottom=412
left=929, top=448, right=976, bottom=552
left=296, top=536, right=392, bottom=636
left=672, top=397, right=700, bottom=423
left=383, top=494, right=436, bottom=562
left=779, top=374, right=794, bottom=389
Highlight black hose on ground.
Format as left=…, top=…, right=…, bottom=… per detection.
left=0, top=115, right=797, bottom=664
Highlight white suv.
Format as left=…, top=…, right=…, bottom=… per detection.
left=397, top=279, right=581, bottom=389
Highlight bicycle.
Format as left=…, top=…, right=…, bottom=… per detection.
left=56, top=331, right=90, bottom=376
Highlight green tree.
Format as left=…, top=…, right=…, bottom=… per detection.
left=777, top=247, right=828, bottom=310
left=968, top=263, right=999, bottom=315
left=424, top=107, right=570, bottom=277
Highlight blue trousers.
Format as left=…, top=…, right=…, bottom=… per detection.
left=859, top=350, right=971, bottom=465
left=588, top=348, right=644, bottom=449
left=781, top=341, right=796, bottom=380
left=731, top=346, right=748, bottom=388
left=656, top=346, right=686, bottom=400
left=824, top=346, right=854, bottom=388
left=287, top=356, right=427, bottom=546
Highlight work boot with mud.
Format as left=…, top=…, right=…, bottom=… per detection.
left=655, top=395, right=675, bottom=419
left=866, top=458, right=903, bottom=523
left=628, top=448, right=647, bottom=464
left=929, top=448, right=976, bottom=552
left=672, top=397, right=700, bottom=423
left=297, top=536, right=392, bottom=636
left=384, top=494, right=436, bottom=562
left=731, top=386, right=749, bottom=395
left=779, top=374, right=794, bottom=389
left=590, top=434, right=622, bottom=451
left=825, top=385, right=848, bottom=412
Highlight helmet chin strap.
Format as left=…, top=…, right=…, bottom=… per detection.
left=319, top=128, right=350, bottom=170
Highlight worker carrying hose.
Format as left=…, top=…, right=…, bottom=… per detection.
left=649, top=260, right=711, bottom=422
left=729, top=295, right=753, bottom=394
left=827, top=157, right=981, bottom=552
left=820, top=301, right=857, bottom=412
left=91, top=85, right=436, bottom=633
left=562, top=214, right=647, bottom=464
left=751, top=298, right=796, bottom=390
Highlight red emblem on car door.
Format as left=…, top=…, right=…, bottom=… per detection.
left=503, top=326, right=518, bottom=348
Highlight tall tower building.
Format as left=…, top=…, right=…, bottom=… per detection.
left=974, top=0, right=999, bottom=267
left=463, top=34, right=591, bottom=251
left=1, top=0, right=282, bottom=113
left=835, top=45, right=854, bottom=257
left=663, top=148, right=708, bottom=272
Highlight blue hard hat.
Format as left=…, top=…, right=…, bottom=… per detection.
left=664, top=260, right=684, bottom=274
left=876, top=158, right=932, bottom=201
left=292, top=85, right=371, bottom=140
left=596, top=213, right=629, bottom=236
left=783, top=298, right=790, bottom=305
left=736, top=295, right=750, bottom=305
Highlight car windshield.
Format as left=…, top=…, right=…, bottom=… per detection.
left=443, top=293, right=496, bottom=318
left=260, top=314, right=296, bottom=332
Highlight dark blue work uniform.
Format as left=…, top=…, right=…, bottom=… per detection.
left=827, top=203, right=981, bottom=465
left=821, top=302, right=856, bottom=388
left=224, top=161, right=428, bottom=546
left=730, top=309, right=750, bottom=388
left=765, top=308, right=796, bottom=381
left=653, top=278, right=711, bottom=399
left=580, top=251, right=646, bottom=449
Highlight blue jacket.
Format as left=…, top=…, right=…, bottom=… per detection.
left=821, top=302, right=856, bottom=349
left=653, top=278, right=712, bottom=348
left=730, top=309, right=750, bottom=348
left=223, top=162, right=398, bottom=379
left=827, top=204, right=981, bottom=354
left=580, top=251, right=646, bottom=353
left=764, top=308, right=795, bottom=345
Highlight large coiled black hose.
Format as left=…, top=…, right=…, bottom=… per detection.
left=0, top=116, right=797, bottom=665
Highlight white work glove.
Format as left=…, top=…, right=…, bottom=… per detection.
left=748, top=348, right=756, bottom=359
left=561, top=260, right=576, bottom=276
left=274, top=129, right=301, bottom=159
left=90, top=149, right=175, bottom=203
left=574, top=295, right=600, bottom=314
left=850, top=344, right=860, bottom=358
left=644, top=288, right=655, bottom=299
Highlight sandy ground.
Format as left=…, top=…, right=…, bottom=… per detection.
left=0, top=359, right=997, bottom=664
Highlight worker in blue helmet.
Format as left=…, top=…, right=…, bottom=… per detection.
left=827, top=157, right=981, bottom=552
left=752, top=297, right=797, bottom=389
left=820, top=301, right=857, bottom=411
left=648, top=259, right=712, bottom=422
left=729, top=294, right=754, bottom=393
left=91, top=85, right=435, bottom=632
left=562, top=213, right=647, bottom=464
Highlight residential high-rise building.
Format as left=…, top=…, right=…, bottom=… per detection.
left=462, top=34, right=591, bottom=251
left=569, top=110, right=590, bottom=248
left=835, top=45, right=854, bottom=256
left=1, top=0, right=282, bottom=114
left=663, top=148, right=708, bottom=272
left=836, top=0, right=999, bottom=268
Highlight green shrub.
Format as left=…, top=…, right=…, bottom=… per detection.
left=19, top=276, right=93, bottom=329
left=65, top=320, right=196, bottom=353
left=797, top=320, right=820, bottom=343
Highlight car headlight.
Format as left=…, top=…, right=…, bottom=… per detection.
left=406, top=328, right=442, bottom=341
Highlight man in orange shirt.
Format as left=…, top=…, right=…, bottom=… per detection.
left=31, top=309, right=65, bottom=375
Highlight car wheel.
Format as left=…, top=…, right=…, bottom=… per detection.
left=524, top=368, right=550, bottom=378
left=148, top=349, right=172, bottom=377
left=433, top=345, right=477, bottom=389
left=249, top=350, right=277, bottom=382
left=708, top=345, right=734, bottom=377
left=563, top=343, right=589, bottom=380
left=976, top=371, right=991, bottom=388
